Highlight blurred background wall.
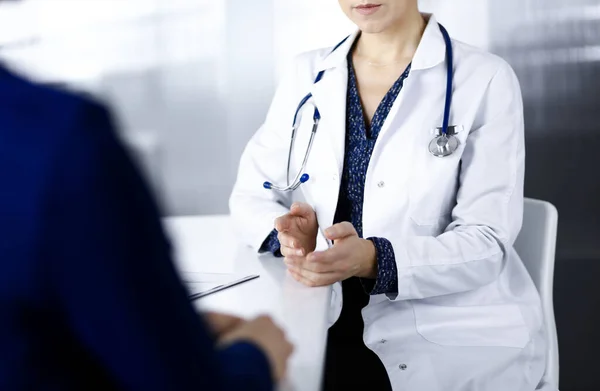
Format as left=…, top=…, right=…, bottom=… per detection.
left=0, top=0, right=598, bottom=389
left=487, top=2, right=600, bottom=389
left=0, top=0, right=491, bottom=216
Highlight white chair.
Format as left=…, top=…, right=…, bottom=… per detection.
left=514, top=198, right=559, bottom=388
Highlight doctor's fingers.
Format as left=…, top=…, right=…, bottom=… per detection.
left=278, top=232, right=305, bottom=252
left=306, top=246, right=349, bottom=267
left=277, top=231, right=301, bottom=249
left=280, top=244, right=305, bottom=258
left=274, top=214, right=294, bottom=233
left=286, top=253, right=344, bottom=274
left=287, top=266, right=339, bottom=288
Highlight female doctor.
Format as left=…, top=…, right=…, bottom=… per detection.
left=230, top=1, right=550, bottom=390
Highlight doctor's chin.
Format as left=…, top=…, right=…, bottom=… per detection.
left=0, top=1, right=597, bottom=390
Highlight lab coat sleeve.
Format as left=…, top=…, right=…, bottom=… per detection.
left=229, top=56, right=307, bottom=252
left=389, top=62, right=525, bottom=301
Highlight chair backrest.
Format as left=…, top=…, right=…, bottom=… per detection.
left=514, top=198, right=559, bottom=387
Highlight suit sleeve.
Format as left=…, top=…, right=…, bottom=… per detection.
left=388, top=62, right=526, bottom=301
left=42, top=101, right=273, bottom=391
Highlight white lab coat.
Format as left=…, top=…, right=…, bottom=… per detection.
left=230, top=14, right=552, bottom=391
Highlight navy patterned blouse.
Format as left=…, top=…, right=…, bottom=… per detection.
left=260, top=54, right=411, bottom=296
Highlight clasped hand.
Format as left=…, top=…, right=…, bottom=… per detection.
left=275, top=203, right=377, bottom=287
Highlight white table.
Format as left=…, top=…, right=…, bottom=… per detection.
left=162, top=215, right=331, bottom=391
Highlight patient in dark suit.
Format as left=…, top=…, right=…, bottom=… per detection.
left=0, top=62, right=292, bottom=391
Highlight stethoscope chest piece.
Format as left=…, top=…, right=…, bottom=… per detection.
left=429, top=134, right=460, bottom=157
left=428, top=125, right=462, bottom=157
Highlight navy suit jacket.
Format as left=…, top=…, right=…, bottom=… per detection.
left=0, top=65, right=272, bottom=391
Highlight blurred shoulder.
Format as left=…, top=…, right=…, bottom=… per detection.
left=0, top=65, right=112, bottom=154
left=0, top=64, right=113, bottom=142
left=0, top=64, right=120, bottom=194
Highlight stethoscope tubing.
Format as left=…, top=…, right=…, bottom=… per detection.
left=264, top=23, right=455, bottom=191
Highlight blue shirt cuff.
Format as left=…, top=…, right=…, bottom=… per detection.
left=259, top=229, right=283, bottom=257
left=360, top=237, right=398, bottom=295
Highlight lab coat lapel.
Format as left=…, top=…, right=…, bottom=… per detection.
left=310, top=30, right=358, bottom=177
left=368, top=14, right=448, bottom=173
left=372, top=14, right=446, bottom=150
left=296, top=33, right=356, bottom=230
left=310, top=65, right=348, bottom=177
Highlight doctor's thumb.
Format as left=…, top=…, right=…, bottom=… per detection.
left=324, top=222, right=356, bottom=241
left=289, top=202, right=315, bottom=218
left=274, top=215, right=291, bottom=233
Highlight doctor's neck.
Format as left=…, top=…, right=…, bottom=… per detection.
left=354, top=9, right=426, bottom=64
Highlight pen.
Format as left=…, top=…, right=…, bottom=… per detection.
left=188, top=274, right=260, bottom=301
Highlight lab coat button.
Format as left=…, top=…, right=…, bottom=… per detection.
left=399, top=364, right=407, bottom=371
left=377, top=181, right=385, bottom=188
left=380, top=339, right=387, bottom=344
left=332, top=174, right=338, bottom=181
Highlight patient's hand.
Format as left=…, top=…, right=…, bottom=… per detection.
left=203, top=312, right=244, bottom=338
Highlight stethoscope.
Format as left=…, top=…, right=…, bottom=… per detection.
left=264, top=23, right=457, bottom=192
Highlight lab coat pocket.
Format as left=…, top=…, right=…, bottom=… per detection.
left=409, top=213, right=452, bottom=237
left=407, top=171, right=455, bottom=235
left=413, top=303, right=531, bottom=348
left=407, top=129, right=467, bottom=232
